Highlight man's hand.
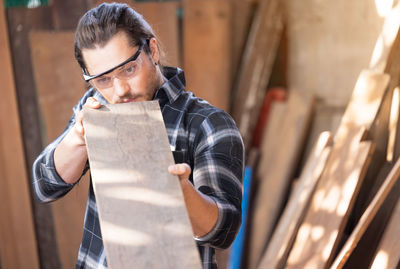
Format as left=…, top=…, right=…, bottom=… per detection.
left=168, top=163, right=191, bottom=183
left=74, top=97, right=102, bottom=144
left=54, top=97, right=101, bottom=184
left=168, top=163, right=219, bottom=238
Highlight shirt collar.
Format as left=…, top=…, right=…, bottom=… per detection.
left=154, top=66, right=186, bottom=104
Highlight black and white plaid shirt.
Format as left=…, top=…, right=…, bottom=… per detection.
left=33, top=67, right=244, bottom=269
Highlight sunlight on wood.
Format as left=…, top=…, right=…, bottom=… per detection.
left=102, top=186, right=183, bottom=207
left=336, top=171, right=359, bottom=216
left=102, top=221, right=153, bottom=246
left=311, top=226, right=325, bottom=241
left=288, top=224, right=311, bottom=264
left=320, top=186, right=341, bottom=213
left=387, top=87, right=399, bottom=162
left=371, top=250, right=389, bottom=269
left=370, top=3, right=400, bottom=70
left=375, top=0, right=394, bottom=17
left=322, top=230, right=338, bottom=260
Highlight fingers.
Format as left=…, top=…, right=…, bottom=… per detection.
left=83, top=97, right=101, bottom=109
left=75, top=97, right=101, bottom=137
left=168, top=163, right=191, bottom=181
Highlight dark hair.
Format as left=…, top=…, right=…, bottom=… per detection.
left=74, top=2, right=162, bottom=73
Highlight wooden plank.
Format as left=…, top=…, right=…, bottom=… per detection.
left=286, top=70, right=390, bottom=269
left=370, top=195, right=400, bottom=269
left=231, top=0, right=253, bottom=82
left=30, top=31, right=90, bottom=269
left=369, top=2, right=400, bottom=73
left=183, top=0, right=232, bottom=111
left=51, top=0, right=88, bottom=30
left=83, top=101, right=201, bottom=269
left=0, top=1, right=40, bottom=268
left=5, top=6, right=60, bottom=269
left=330, top=157, right=400, bottom=269
left=287, top=140, right=375, bottom=269
left=258, top=132, right=332, bottom=269
left=231, top=0, right=283, bottom=149
left=248, top=91, right=314, bottom=269
left=387, top=87, right=400, bottom=162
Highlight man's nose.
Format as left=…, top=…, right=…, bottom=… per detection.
left=113, top=78, right=130, bottom=97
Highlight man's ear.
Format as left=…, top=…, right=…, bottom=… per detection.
left=149, top=37, right=160, bottom=65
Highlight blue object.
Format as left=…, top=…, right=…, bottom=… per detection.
left=228, top=166, right=253, bottom=269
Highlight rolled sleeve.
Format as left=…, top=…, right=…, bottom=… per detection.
left=32, top=88, right=99, bottom=203
left=192, top=111, right=244, bottom=249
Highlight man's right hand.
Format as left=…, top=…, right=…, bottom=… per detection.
left=73, top=97, right=102, bottom=145
left=54, top=97, right=101, bottom=184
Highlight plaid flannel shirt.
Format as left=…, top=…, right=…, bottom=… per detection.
left=32, top=67, right=244, bottom=269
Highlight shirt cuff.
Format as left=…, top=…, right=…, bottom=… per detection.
left=193, top=196, right=224, bottom=243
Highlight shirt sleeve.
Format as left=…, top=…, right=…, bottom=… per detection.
left=32, top=88, right=99, bottom=203
left=192, top=111, right=244, bottom=249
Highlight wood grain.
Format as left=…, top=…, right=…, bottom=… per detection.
left=248, top=91, right=314, bottom=269
left=84, top=101, right=201, bottom=269
left=258, top=132, right=332, bottom=269
left=30, top=31, right=90, bottom=269
left=183, top=0, right=232, bottom=111
left=0, top=1, right=40, bottom=268
left=231, top=0, right=283, bottom=149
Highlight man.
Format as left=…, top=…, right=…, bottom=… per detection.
left=33, top=3, right=244, bottom=269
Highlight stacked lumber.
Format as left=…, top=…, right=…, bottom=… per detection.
left=234, top=2, right=400, bottom=269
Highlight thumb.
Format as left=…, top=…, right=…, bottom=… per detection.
left=168, top=163, right=191, bottom=181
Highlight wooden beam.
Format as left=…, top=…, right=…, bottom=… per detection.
left=30, top=31, right=90, bottom=269
left=258, top=132, right=332, bottom=269
left=369, top=193, right=400, bottom=269
left=83, top=101, right=201, bottom=268
left=330, top=157, right=400, bottom=269
left=248, top=91, right=314, bottom=269
left=231, top=0, right=283, bottom=149
left=0, top=1, right=40, bottom=268
left=183, top=0, right=232, bottom=111
left=5, top=6, right=61, bottom=268
left=387, top=87, right=400, bottom=162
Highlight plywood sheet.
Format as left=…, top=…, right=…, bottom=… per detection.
left=183, top=0, right=232, bottom=111
left=0, top=1, right=40, bottom=268
left=30, top=31, right=90, bottom=269
left=258, top=132, right=332, bottom=269
left=248, top=91, right=314, bottom=269
left=83, top=101, right=201, bottom=269
left=231, top=0, right=283, bottom=148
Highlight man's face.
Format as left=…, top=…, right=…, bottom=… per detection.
left=82, top=32, right=162, bottom=104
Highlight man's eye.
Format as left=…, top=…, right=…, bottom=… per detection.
left=122, top=64, right=137, bottom=75
left=95, top=76, right=111, bottom=85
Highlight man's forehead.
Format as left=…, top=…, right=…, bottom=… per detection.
left=82, top=32, right=139, bottom=75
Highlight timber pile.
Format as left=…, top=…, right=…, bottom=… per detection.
left=231, top=1, right=400, bottom=269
